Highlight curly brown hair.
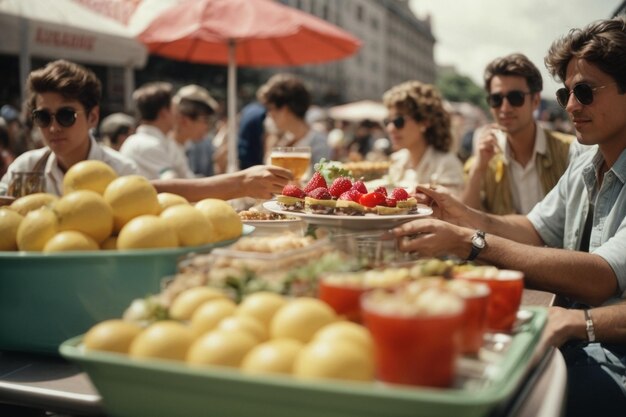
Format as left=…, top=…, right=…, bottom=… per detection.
left=545, top=16, right=626, bottom=93
left=382, top=80, right=452, bottom=152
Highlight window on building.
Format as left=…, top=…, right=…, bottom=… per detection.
left=371, top=17, right=379, bottom=30
left=357, top=4, right=364, bottom=21
left=322, top=3, right=329, bottom=20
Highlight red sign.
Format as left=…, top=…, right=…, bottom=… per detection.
left=35, top=27, right=96, bottom=51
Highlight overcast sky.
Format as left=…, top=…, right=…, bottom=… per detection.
left=409, top=0, right=623, bottom=98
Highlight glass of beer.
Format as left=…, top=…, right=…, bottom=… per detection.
left=269, top=146, right=311, bottom=185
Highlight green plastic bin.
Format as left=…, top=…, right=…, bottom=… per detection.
left=0, top=225, right=253, bottom=355
left=60, top=307, right=547, bottom=417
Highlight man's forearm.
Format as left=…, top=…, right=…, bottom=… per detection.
left=152, top=173, right=245, bottom=202
left=461, top=164, right=485, bottom=209
left=478, top=235, right=619, bottom=306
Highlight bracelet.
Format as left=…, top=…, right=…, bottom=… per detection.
left=584, top=309, right=596, bottom=342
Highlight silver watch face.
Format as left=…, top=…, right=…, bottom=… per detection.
left=472, top=235, right=486, bottom=249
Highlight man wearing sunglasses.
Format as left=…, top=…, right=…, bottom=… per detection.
left=0, top=60, right=292, bottom=200
left=393, top=17, right=626, bottom=416
left=462, top=53, right=573, bottom=214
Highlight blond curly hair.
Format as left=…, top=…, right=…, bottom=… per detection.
left=382, top=80, right=452, bottom=152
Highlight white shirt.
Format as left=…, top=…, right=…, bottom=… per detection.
left=120, top=125, right=195, bottom=180
left=0, top=136, right=137, bottom=196
left=388, top=146, right=464, bottom=194
left=504, top=128, right=547, bottom=214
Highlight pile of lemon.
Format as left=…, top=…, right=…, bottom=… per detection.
left=0, top=161, right=242, bottom=252
left=84, top=290, right=374, bottom=382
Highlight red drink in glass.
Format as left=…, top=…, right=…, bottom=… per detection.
left=318, top=273, right=365, bottom=323
left=456, top=268, right=523, bottom=332
left=446, top=280, right=490, bottom=354
left=361, top=287, right=465, bottom=388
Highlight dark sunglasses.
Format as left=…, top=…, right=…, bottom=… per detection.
left=555, top=83, right=610, bottom=108
left=486, top=91, right=531, bottom=108
left=32, top=107, right=81, bottom=128
left=383, top=115, right=406, bottom=129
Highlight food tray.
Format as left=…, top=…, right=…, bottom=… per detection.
left=60, top=308, right=547, bottom=417
left=0, top=225, right=254, bottom=355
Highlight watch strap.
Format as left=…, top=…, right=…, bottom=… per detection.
left=584, top=309, right=596, bottom=342
left=467, top=230, right=485, bottom=261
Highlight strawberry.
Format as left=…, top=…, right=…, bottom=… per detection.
left=374, top=186, right=388, bottom=196
left=351, top=180, right=367, bottom=194
left=309, top=187, right=332, bottom=200
left=281, top=184, right=306, bottom=198
left=390, top=187, right=410, bottom=201
left=359, top=192, right=386, bottom=208
left=338, top=189, right=363, bottom=202
left=303, top=172, right=327, bottom=194
left=385, top=198, right=397, bottom=207
left=329, top=176, right=353, bottom=198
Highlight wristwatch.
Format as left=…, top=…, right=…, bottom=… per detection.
left=467, top=230, right=486, bottom=261
left=584, top=309, right=596, bottom=342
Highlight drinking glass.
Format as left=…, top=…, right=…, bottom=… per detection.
left=269, top=147, right=311, bottom=185
left=7, top=171, right=46, bottom=198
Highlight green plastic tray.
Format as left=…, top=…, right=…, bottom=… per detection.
left=0, top=225, right=253, bottom=355
left=60, top=307, right=547, bottom=417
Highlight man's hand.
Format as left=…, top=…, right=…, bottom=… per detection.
left=475, top=126, right=505, bottom=171
left=390, top=218, right=472, bottom=259
left=238, top=165, right=293, bottom=199
left=415, top=185, right=473, bottom=227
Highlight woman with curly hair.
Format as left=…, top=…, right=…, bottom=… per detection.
left=382, top=80, right=464, bottom=194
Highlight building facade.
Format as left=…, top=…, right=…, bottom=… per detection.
left=276, top=0, right=436, bottom=104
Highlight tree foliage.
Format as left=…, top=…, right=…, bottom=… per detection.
left=436, top=72, right=488, bottom=112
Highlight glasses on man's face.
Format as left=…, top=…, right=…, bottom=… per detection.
left=555, top=83, right=611, bottom=108
left=32, top=107, right=81, bottom=128
left=486, top=90, right=531, bottom=108
left=383, top=115, right=406, bottom=129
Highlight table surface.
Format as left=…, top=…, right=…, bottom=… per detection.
left=0, top=289, right=560, bottom=417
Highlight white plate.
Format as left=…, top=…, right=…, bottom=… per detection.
left=263, top=201, right=433, bottom=230
left=242, top=218, right=303, bottom=228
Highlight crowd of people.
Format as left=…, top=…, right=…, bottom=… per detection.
left=0, top=15, right=625, bottom=417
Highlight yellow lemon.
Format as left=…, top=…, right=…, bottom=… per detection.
left=190, top=298, right=237, bottom=337
left=16, top=207, right=59, bottom=251
left=63, top=160, right=118, bottom=195
left=187, top=329, right=258, bottom=368
left=53, top=190, right=113, bottom=243
left=236, top=292, right=287, bottom=330
left=218, top=315, right=268, bottom=343
left=129, top=321, right=194, bottom=361
left=100, top=235, right=117, bottom=250
left=43, top=230, right=99, bottom=253
left=10, top=193, right=58, bottom=216
left=241, top=338, right=304, bottom=375
left=157, top=192, right=189, bottom=212
left=104, top=175, right=160, bottom=232
left=293, top=339, right=375, bottom=382
left=270, top=298, right=336, bottom=343
left=83, top=319, right=142, bottom=354
left=0, top=208, right=24, bottom=251
left=160, top=205, right=217, bottom=246
left=313, top=321, right=373, bottom=355
left=194, top=198, right=242, bottom=241
left=169, top=287, right=227, bottom=321
left=117, top=215, right=178, bottom=250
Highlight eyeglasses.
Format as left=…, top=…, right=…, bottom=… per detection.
left=383, top=115, right=406, bottom=129
left=32, top=107, right=81, bottom=128
left=555, top=83, right=612, bottom=108
left=486, top=91, right=532, bottom=108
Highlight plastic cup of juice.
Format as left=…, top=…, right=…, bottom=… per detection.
left=361, top=286, right=465, bottom=388
left=318, top=272, right=366, bottom=323
left=446, top=280, right=490, bottom=354
left=455, top=268, right=523, bottom=332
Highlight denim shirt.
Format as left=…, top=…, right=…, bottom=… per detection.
left=527, top=145, right=626, bottom=300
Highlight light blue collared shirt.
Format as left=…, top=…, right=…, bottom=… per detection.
left=527, top=145, right=626, bottom=301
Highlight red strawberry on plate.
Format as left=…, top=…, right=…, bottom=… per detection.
left=351, top=180, right=367, bottom=194
left=281, top=184, right=306, bottom=199
left=304, top=172, right=327, bottom=194
left=385, top=198, right=397, bottom=207
left=308, top=187, right=332, bottom=200
left=338, top=189, right=363, bottom=202
left=373, top=186, right=388, bottom=196
left=390, top=187, right=410, bottom=201
left=359, top=192, right=386, bottom=208
left=329, top=176, right=353, bottom=198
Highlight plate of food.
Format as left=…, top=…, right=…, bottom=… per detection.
left=263, top=200, right=432, bottom=230
left=238, top=209, right=302, bottom=227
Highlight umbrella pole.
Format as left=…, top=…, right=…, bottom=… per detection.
left=227, top=39, right=239, bottom=173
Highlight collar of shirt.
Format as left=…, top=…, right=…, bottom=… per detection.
left=44, top=135, right=101, bottom=195
left=503, top=125, right=547, bottom=166
left=136, top=124, right=169, bottom=141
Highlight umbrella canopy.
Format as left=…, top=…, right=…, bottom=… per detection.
left=328, top=100, right=388, bottom=123
left=136, top=0, right=361, bottom=172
